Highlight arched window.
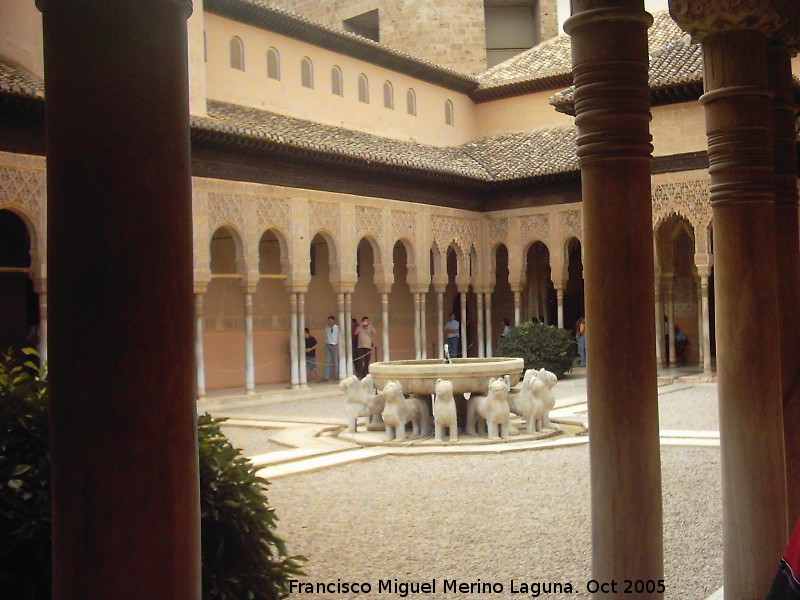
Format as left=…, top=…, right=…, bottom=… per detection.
left=230, top=36, right=244, bottom=71
left=383, top=81, right=394, bottom=109
left=445, top=99, right=454, bottom=126
left=406, top=88, right=417, bottom=116
left=331, top=65, right=343, bottom=96
left=301, top=57, right=314, bottom=89
left=267, top=47, right=280, bottom=80
left=358, top=73, right=369, bottom=104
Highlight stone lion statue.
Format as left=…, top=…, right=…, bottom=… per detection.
left=433, top=378, right=457, bottom=442
left=340, top=374, right=385, bottom=433
left=381, top=380, right=431, bottom=441
left=507, top=368, right=539, bottom=434
left=465, top=377, right=511, bottom=439
left=530, top=368, right=558, bottom=431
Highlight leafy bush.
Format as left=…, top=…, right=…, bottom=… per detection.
left=496, top=322, right=577, bottom=379
left=0, top=351, right=304, bottom=600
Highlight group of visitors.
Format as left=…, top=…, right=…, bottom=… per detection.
left=303, top=315, right=377, bottom=382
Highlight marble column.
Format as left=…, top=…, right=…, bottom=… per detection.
left=769, top=43, right=800, bottom=529
left=37, top=283, right=48, bottom=361
left=556, top=287, right=564, bottom=328
left=381, top=292, right=390, bottom=362
left=289, top=293, right=300, bottom=389
left=345, top=293, right=353, bottom=376
left=665, top=278, right=676, bottom=365
left=565, top=0, right=663, bottom=592
left=413, top=293, right=421, bottom=359
left=476, top=292, right=485, bottom=357
left=38, top=0, right=200, bottom=595
left=420, top=293, right=427, bottom=359
left=337, top=292, right=346, bottom=380
left=654, top=278, right=664, bottom=366
left=436, top=291, right=444, bottom=358
left=485, top=292, right=493, bottom=357
left=513, top=290, right=521, bottom=325
left=298, top=292, right=307, bottom=387
left=460, top=289, right=468, bottom=357
left=243, top=290, right=255, bottom=395
left=670, top=6, right=788, bottom=592
left=698, top=271, right=712, bottom=376
left=195, top=293, right=206, bottom=399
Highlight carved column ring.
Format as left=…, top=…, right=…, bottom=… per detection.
left=563, top=6, right=652, bottom=33
left=700, top=85, right=774, bottom=105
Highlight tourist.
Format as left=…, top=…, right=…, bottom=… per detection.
left=323, top=315, right=339, bottom=381
left=675, top=326, right=689, bottom=363
left=354, top=316, right=376, bottom=379
left=502, top=317, right=512, bottom=336
left=575, top=316, right=586, bottom=367
left=444, top=312, right=460, bottom=357
left=304, top=327, right=319, bottom=381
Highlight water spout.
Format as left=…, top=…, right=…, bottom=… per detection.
left=443, top=344, right=452, bottom=364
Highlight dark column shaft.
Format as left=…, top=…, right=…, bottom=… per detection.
left=565, top=2, right=663, bottom=596
left=38, top=0, right=200, bottom=598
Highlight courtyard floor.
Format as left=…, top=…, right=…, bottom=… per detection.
left=200, top=369, right=723, bottom=599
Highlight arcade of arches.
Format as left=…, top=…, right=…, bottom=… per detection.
left=1, top=174, right=720, bottom=393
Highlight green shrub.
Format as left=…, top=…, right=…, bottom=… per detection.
left=496, top=322, right=577, bottom=379
left=0, top=351, right=304, bottom=600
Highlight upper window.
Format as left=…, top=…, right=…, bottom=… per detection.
left=331, top=66, right=343, bottom=96
left=445, top=99, right=454, bottom=126
left=267, top=47, right=280, bottom=80
left=358, top=74, right=369, bottom=104
left=383, top=81, right=394, bottom=110
left=485, top=5, right=536, bottom=68
left=230, top=36, right=244, bottom=71
left=406, top=88, right=417, bottom=116
left=301, top=57, right=314, bottom=89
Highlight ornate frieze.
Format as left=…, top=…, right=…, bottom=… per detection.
left=431, top=214, right=479, bottom=255
left=520, top=214, right=550, bottom=244
left=207, top=192, right=246, bottom=236
left=309, top=200, right=339, bottom=235
left=488, top=218, right=508, bottom=245
left=669, top=0, right=787, bottom=41
left=255, top=197, right=290, bottom=236
left=0, top=165, right=44, bottom=228
left=391, top=210, right=416, bottom=243
left=652, top=179, right=712, bottom=229
left=355, top=205, right=384, bottom=242
left=559, top=210, right=582, bottom=239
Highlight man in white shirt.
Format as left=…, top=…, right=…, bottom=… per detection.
left=444, top=312, right=460, bottom=358
left=323, top=315, right=339, bottom=381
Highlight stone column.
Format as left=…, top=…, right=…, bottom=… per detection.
left=337, top=292, right=346, bottom=380
left=35, top=280, right=48, bottom=361
left=665, top=278, right=676, bottom=365
left=381, top=292, right=390, bottom=362
left=556, top=287, right=565, bottom=328
left=459, top=288, right=468, bottom=357
left=485, top=292, right=493, bottom=357
left=565, top=0, right=663, bottom=593
left=436, top=290, right=445, bottom=358
left=476, top=291, right=485, bottom=357
left=38, top=0, right=200, bottom=596
left=195, top=293, right=206, bottom=399
left=513, top=290, right=521, bottom=325
left=420, top=293, right=428, bottom=359
left=413, top=292, right=421, bottom=359
left=768, top=43, right=800, bottom=529
left=243, top=290, right=255, bottom=395
left=289, top=293, right=300, bottom=389
left=698, top=270, right=712, bottom=376
left=654, top=277, right=664, bottom=366
left=345, top=292, right=353, bottom=376
left=670, top=4, right=789, bottom=593
left=298, top=292, right=307, bottom=387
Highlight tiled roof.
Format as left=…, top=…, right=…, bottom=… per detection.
left=0, top=57, right=44, bottom=99
left=192, top=100, right=578, bottom=183
left=472, top=11, right=686, bottom=102
left=204, top=0, right=478, bottom=93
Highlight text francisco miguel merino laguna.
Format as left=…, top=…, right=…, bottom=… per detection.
left=289, top=578, right=576, bottom=597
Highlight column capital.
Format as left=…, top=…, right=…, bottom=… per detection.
left=669, top=0, right=787, bottom=42
left=331, top=284, right=354, bottom=295
left=410, top=285, right=429, bottom=295
left=457, top=285, right=470, bottom=294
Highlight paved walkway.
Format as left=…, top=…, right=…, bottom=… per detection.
left=201, top=369, right=724, bottom=599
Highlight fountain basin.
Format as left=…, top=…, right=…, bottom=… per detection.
left=369, top=357, right=524, bottom=395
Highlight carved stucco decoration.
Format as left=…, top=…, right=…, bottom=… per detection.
left=355, top=205, right=384, bottom=242
left=488, top=218, right=508, bottom=245
left=669, top=0, right=787, bottom=41
left=255, top=197, right=290, bottom=238
left=559, top=210, right=582, bottom=240
left=652, top=179, right=712, bottom=230
left=0, top=166, right=44, bottom=237
left=520, top=214, right=550, bottom=245
left=431, top=214, right=479, bottom=255
left=391, top=210, right=416, bottom=244
left=309, top=200, right=340, bottom=236
left=771, top=0, right=800, bottom=52
left=208, top=192, right=247, bottom=238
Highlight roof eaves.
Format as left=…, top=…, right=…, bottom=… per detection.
left=470, top=72, right=573, bottom=103
left=204, top=0, right=478, bottom=94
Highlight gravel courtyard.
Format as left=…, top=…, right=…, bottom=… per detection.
left=257, top=381, right=724, bottom=599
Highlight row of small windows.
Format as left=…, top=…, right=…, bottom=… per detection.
left=225, top=36, right=454, bottom=125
